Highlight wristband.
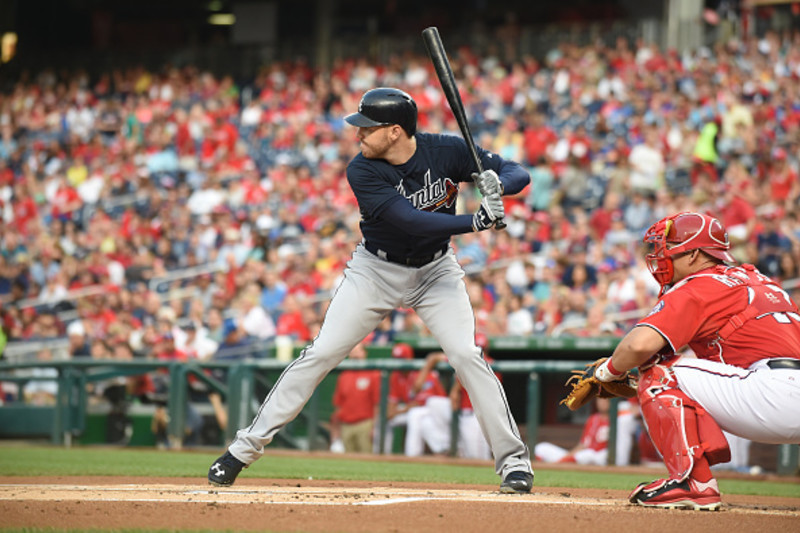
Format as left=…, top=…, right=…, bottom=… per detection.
left=605, top=357, right=621, bottom=376
left=595, top=358, right=624, bottom=382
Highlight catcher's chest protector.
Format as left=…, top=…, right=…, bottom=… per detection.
left=638, top=364, right=730, bottom=481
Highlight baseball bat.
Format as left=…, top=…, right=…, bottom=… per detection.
left=421, top=26, right=506, bottom=229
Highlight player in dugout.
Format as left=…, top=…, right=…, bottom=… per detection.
left=574, top=211, right=800, bottom=510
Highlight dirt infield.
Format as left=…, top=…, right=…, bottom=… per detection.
left=1, top=476, right=799, bottom=532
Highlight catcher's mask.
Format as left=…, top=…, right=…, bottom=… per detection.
left=643, top=212, right=734, bottom=294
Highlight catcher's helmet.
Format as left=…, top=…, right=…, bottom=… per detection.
left=345, top=87, right=417, bottom=136
left=643, top=212, right=735, bottom=291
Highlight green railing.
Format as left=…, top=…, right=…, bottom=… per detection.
left=1, top=357, right=797, bottom=476
left=0, top=357, right=577, bottom=448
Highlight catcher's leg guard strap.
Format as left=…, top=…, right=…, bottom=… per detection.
left=638, top=365, right=730, bottom=481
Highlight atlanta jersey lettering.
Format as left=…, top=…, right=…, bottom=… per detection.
left=346, top=132, right=509, bottom=257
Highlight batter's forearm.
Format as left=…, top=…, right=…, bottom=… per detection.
left=380, top=199, right=477, bottom=237
left=497, top=161, right=530, bottom=196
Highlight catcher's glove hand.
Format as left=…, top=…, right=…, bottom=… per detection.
left=560, top=358, right=638, bottom=411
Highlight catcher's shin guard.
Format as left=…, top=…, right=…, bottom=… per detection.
left=637, top=365, right=730, bottom=481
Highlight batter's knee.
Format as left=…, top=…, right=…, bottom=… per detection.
left=443, top=344, right=484, bottom=370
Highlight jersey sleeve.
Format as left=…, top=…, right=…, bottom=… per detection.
left=441, top=134, right=531, bottom=195
left=379, top=198, right=475, bottom=237
left=636, top=287, right=707, bottom=352
left=476, top=146, right=530, bottom=196
left=346, top=156, right=401, bottom=219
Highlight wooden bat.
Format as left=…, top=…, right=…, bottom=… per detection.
left=422, top=26, right=506, bottom=229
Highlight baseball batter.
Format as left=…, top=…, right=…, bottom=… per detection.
left=208, top=87, right=534, bottom=493
left=591, top=211, right=800, bottom=510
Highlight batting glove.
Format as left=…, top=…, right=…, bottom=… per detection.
left=472, top=193, right=504, bottom=232
left=472, top=169, right=504, bottom=197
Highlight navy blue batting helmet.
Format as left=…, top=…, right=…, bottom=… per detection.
left=345, top=87, right=417, bottom=136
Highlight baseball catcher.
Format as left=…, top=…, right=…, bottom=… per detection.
left=562, top=212, right=800, bottom=511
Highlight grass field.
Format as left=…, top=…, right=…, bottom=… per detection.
left=1, top=445, right=798, bottom=498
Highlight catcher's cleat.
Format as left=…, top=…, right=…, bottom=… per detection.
left=629, top=477, right=721, bottom=511
left=208, top=451, right=246, bottom=487
left=499, top=470, right=534, bottom=494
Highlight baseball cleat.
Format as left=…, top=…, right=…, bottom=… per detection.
left=499, top=470, right=534, bottom=494
left=629, top=477, right=721, bottom=511
left=208, top=451, right=246, bottom=487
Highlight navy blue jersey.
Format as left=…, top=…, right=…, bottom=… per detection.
left=346, top=132, right=529, bottom=257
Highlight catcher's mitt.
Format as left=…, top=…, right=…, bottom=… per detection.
left=560, top=358, right=637, bottom=411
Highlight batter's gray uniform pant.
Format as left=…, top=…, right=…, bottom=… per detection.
left=228, top=245, right=532, bottom=479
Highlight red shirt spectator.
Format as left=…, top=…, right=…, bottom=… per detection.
left=11, top=187, right=37, bottom=236
left=153, top=335, right=187, bottom=362
left=766, top=149, right=798, bottom=203
left=51, top=183, right=82, bottom=220
left=523, top=115, right=558, bottom=166
left=242, top=173, right=268, bottom=205
left=275, top=310, right=311, bottom=342
left=333, top=369, right=381, bottom=424
left=589, top=206, right=622, bottom=241
left=719, top=190, right=756, bottom=234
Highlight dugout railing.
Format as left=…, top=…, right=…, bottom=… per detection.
left=0, top=357, right=612, bottom=453
left=0, top=356, right=798, bottom=476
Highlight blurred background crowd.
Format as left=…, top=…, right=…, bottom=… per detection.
left=3, top=27, right=800, bottom=373
left=0, top=2, right=798, bottom=468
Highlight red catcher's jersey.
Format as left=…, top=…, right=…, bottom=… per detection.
left=638, top=264, right=800, bottom=368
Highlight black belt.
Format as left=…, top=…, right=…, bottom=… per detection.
left=767, top=358, right=800, bottom=370
left=364, top=241, right=447, bottom=268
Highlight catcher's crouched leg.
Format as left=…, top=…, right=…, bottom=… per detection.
left=629, top=364, right=728, bottom=510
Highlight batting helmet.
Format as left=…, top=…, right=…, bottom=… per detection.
left=643, top=212, right=735, bottom=291
left=345, top=87, right=417, bottom=136
left=391, top=343, right=414, bottom=359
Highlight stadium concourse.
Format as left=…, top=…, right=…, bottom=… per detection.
left=1, top=31, right=800, bottom=444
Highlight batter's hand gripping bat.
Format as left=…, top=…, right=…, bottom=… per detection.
left=422, top=26, right=506, bottom=229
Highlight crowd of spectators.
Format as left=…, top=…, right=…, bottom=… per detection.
left=2, top=28, right=800, bottom=389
